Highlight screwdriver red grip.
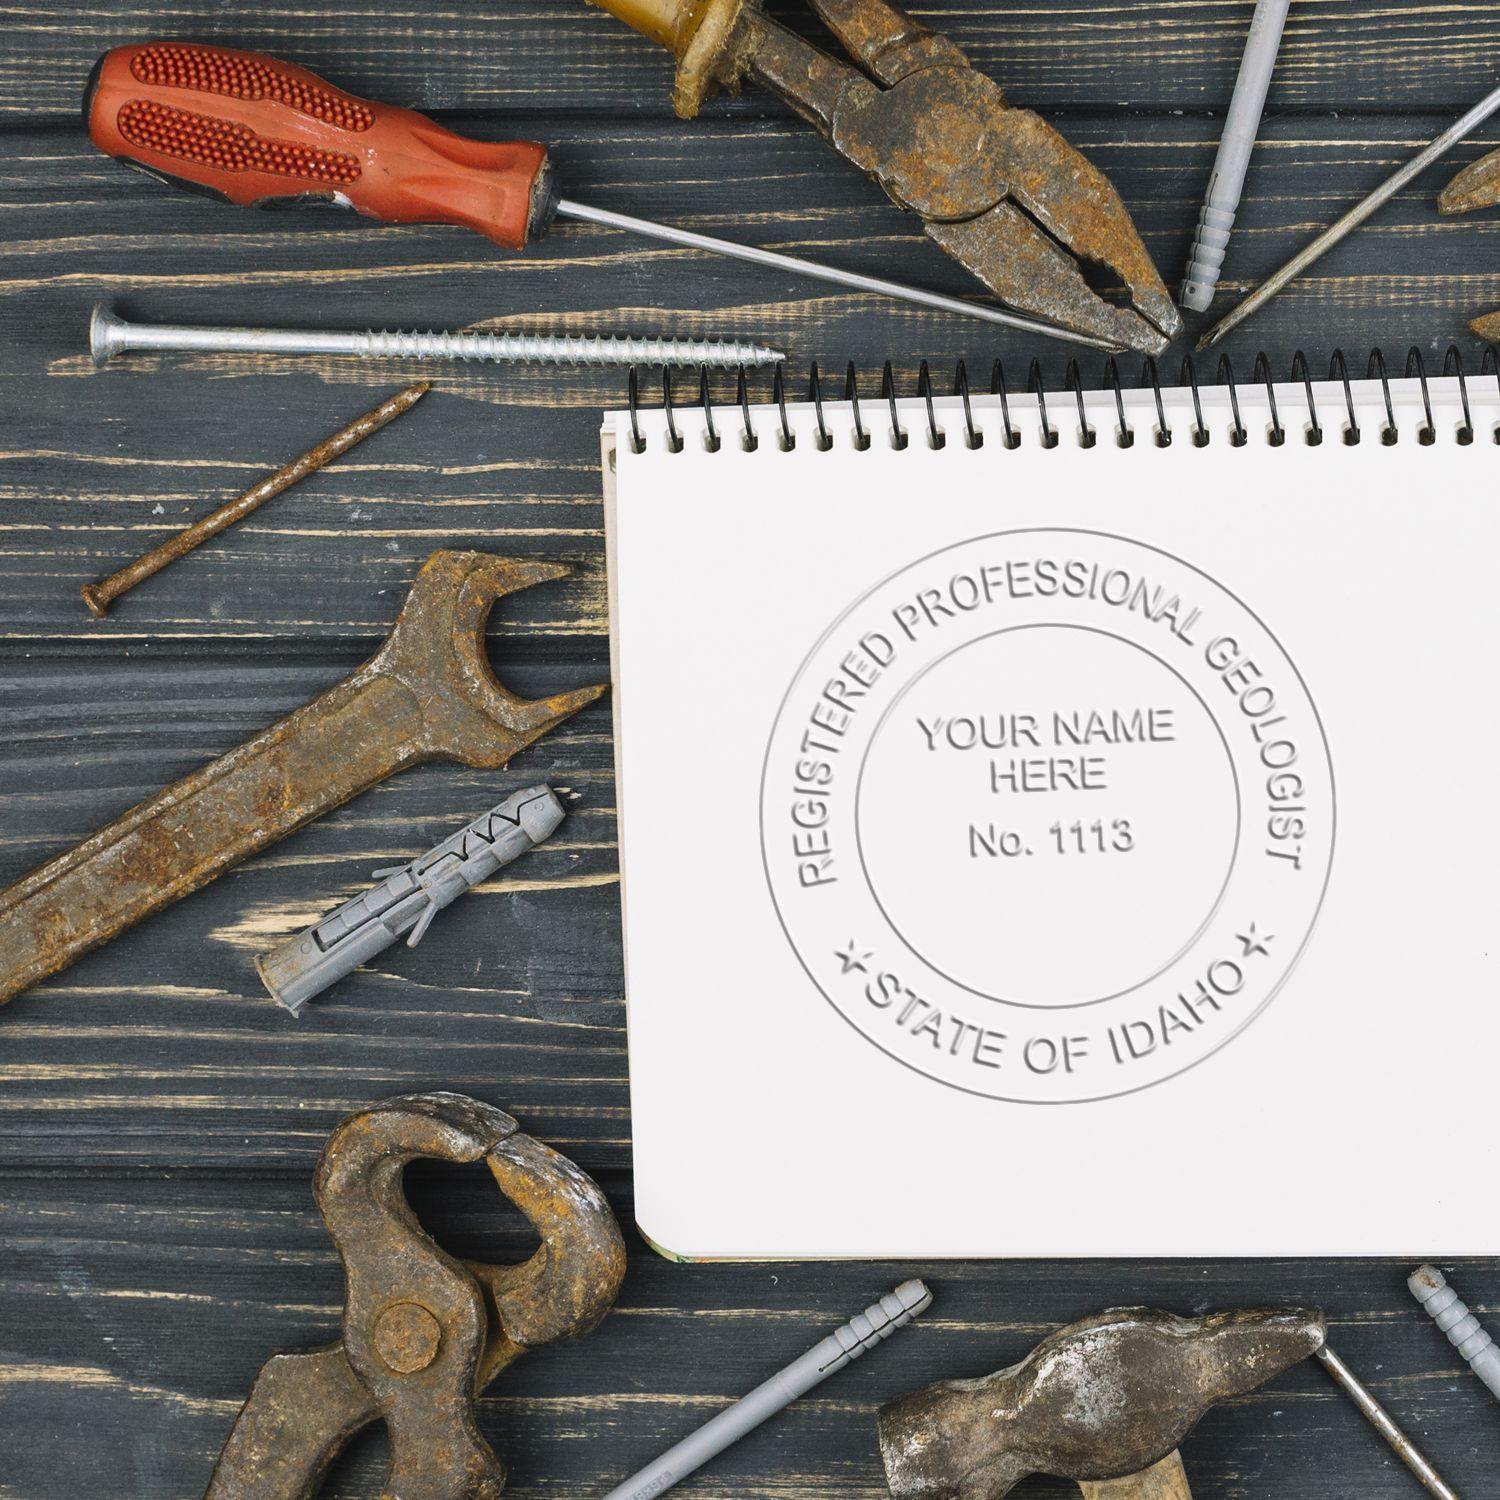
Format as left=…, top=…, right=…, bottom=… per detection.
left=86, top=42, right=556, bottom=251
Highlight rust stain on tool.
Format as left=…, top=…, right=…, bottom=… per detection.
left=81, top=382, right=431, bottom=618
left=0, top=552, right=606, bottom=1006
left=1439, top=149, right=1500, bottom=338
left=1470, top=309, right=1500, bottom=341
left=878, top=1306, right=1325, bottom=1499
left=203, top=1092, right=627, bottom=1499
left=1439, top=149, right=1500, bottom=216
left=588, top=0, right=1180, bottom=353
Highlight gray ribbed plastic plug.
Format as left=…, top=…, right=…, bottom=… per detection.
left=1409, top=1264, right=1500, bottom=1402
left=1180, top=0, right=1292, bottom=312
left=600, top=1281, right=932, bottom=1500
left=257, top=785, right=567, bottom=1015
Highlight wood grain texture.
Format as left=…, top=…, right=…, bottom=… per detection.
left=1, top=0, right=1498, bottom=1495
left=4, top=0, right=1500, bottom=120
left=3, top=1175, right=1498, bottom=1498
left=3, top=114, right=1500, bottom=653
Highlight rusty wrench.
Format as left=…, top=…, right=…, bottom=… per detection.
left=204, top=1092, right=627, bottom=1499
left=0, top=552, right=604, bottom=1006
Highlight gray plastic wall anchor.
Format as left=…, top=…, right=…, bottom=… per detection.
left=1180, top=0, right=1292, bottom=312
left=257, top=785, right=566, bottom=1016
left=1409, top=1264, right=1500, bottom=1403
left=600, top=1281, right=932, bottom=1500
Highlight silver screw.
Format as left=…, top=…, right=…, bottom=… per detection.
left=89, top=305, right=783, bottom=370
left=1411, top=1264, right=1500, bottom=1404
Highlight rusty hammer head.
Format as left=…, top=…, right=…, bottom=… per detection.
left=372, top=550, right=608, bottom=770
left=879, top=1306, right=1326, bottom=1500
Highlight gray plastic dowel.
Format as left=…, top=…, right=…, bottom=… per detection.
left=1410, top=1264, right=1500, bottom=1403
left=256, top=785, right=565, bottom=1015
left=1181, top=0, right=1293, bottom=312
left=600, top=1280, right=932, bottom=1500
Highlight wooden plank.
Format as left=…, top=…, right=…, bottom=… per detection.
left=2, top=1175, right=1496, bottom=1496
left=2, top=114, right=1499, bottom=650
left=3, top=0, right=1500, bottom=121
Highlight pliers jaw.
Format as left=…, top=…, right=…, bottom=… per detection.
left=596, top=0, right=1181, bottom=352
left=1439, top=149, right=1500, bottom=216
left=1439, top=148, right=1500, bottom=341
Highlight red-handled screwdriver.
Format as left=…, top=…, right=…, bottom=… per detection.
left=85, top=42, right=1114, bottom=350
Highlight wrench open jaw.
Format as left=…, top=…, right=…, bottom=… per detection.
left=593, top=0, right=1180, bottom=353
left=0, top=551, right=605, bottom=1008
left=1439, top=150, right=1500, bottom=340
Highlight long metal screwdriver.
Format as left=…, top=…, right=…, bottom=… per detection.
left=86, top=42, right=1115, bottom=353
left=1199, top=79, right=1500, bottom=348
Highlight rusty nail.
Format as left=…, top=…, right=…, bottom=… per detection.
left=80, top=381, right=431, bottom=618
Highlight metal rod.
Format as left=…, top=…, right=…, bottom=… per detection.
left=80, top=382, right=430, bottom=618
left=1314, top=1345, right=1461, bottom=1500
left=89, top=304, right=783, bottom=370
left=1198, top=79, right=1500, bottom=349
left=556, top=198, right=1120, bottom=353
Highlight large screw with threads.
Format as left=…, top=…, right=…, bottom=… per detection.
left=89, top=305, right=784, bottom=371
left=1410, top=1263, right=1500, bottom=1403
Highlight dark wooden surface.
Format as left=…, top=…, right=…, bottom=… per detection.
left=1, top=1, right=1497, bottom=1495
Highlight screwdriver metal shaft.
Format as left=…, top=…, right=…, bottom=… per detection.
left=555, top=199, right=1119, bottom=351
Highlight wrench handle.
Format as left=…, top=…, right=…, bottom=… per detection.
left=0, top=671, right=424, bottom=1005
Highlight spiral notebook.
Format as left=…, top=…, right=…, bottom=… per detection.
left=602, top=357, right=1500, bottom=1260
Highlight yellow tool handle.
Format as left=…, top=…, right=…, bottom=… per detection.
left=590, top=0, right=698, bottom=50
left=588, top=0, right=753, bottom=113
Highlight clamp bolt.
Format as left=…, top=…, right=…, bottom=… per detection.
left=374, top=1302, right=443, bottom=1374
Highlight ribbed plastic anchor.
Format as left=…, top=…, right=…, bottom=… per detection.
left=1410, top=1264, right=1500, bottom=1402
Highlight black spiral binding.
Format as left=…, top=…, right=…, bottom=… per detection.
left=627, top=347, right=1493, bottom=451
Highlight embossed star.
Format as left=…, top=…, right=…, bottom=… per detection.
left=1237, top=924, right=1274, bottom=959
left=835, top=941, right=873, bottom=976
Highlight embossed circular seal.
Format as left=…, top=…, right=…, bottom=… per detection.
left=760, top=529, right=1335, bottom=1103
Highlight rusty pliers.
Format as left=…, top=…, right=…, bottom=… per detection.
left=204, top=1094, right=627, bottom=1500
left=590, top=0, right=1181, bottom=353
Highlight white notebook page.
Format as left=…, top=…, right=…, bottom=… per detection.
left=604, top=372, right=1499, bottom=1259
